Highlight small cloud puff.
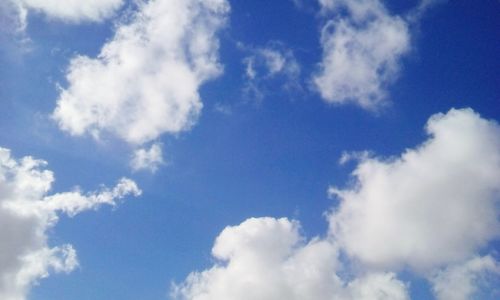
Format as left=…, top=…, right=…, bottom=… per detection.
left=131, top=143, right=164, bottom=173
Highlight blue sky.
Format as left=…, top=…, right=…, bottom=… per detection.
left=0, top=0, right=499, bottom=299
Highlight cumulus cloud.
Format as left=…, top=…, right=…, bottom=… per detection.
left=0, top=147, right=141, bottom=300
left=329, top=108, right=500, bottom=271
left=172, top=217, right=409, bottom=300
left=429, top=256, right=500, bottom=300
left=130, top=143, right=164, bottom=172
left=313, top=0, right=410, bottom=109
left=52, top=0, right=229, bottom=145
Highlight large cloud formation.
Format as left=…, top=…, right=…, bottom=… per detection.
left=172, top=217, right=409, bottom=300
left=330, top=108, right=500, bottom=271
left=174, top=108, right=500, bottom=300
left=0, top=147, right=141, bottom=300
left=52, top=0, right=230, bottom=145
left=313, top=0, right=410, bottom=109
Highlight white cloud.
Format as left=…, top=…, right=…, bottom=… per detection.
left=0, top=147, right=141, bottom=300
left=0, top=0, right=123, bottom=57
left=313, top=0, right=410, bottom=109
left=130, top=143, right=164, bottom=172
left=0, top=0, right=124, bottom=29
left=430, top=255, right=500, bottom=300
left=346, top=273, right=409, bottom=300
left=5, top=0, right=123, bottom=27
left=172, top=217, right=409, bottom=300
left=52, top=0, right=230, bottom=145
left=329, top=108, right=500, bottom=271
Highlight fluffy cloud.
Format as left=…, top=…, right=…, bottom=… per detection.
left=52, top=0, right=229, bottom=145
left=429, top=256, right=500, bottom=300
left=0, top=147, right=141, bottom=300
left=329, top=108, right=500, bottom=272
left=6, top=0, right=123, bottom=26
left=172, top=217, right=409, bottom=300
left=313, top=0, right=410, bottom=109
left=130, top=143, right=164, bottom=172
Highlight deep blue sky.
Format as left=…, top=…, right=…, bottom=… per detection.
left=0, top=0, right=498, bottom=299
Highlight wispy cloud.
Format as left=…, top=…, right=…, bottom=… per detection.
left=0, top=147, right=140, bottom=299
left=241, top=41, right=302, bottom=103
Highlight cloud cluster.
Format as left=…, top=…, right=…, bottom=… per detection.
left=313, top=0, right=410, bottom=109
left=52, top=0, right=230, bottom=145
left=0, top=147, right=141, bottom=300
left=2, top=0, right=498, bottom=298
left=174, top=108, right=500, bottom=299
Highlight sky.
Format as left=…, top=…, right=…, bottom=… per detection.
left=0, top=0, right=499, bottom=299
